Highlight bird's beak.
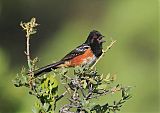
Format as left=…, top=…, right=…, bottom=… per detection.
left=99, top=35, right=106, bottom=43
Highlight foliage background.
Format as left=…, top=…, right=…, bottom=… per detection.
left=0, top=0, right=158, bottom=113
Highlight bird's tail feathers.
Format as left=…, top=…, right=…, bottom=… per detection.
left=34, top=60, right=64, bottom=76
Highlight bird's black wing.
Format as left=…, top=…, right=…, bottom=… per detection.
left=34, top=44, right=90, bottom=76
left=61, top=44, right=90, bottom=61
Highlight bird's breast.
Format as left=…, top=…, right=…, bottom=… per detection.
left=68, top=48, right=97, bottom=67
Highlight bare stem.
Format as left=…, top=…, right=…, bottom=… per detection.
left=26, top=35, right=32, bottom=72
left=91, top=40, right=117, bottom=69
left=20, top=17, right=38, bottom=72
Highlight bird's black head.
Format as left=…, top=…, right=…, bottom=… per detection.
left=85, top=30, right=105, bottom=57
left=85, top=30, right=105, bottom=45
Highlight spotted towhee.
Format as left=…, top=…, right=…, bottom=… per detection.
left=34, top=30, right=105, bottom=76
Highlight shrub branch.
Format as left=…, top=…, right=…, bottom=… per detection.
left=20, top=17, right=39, bottom=72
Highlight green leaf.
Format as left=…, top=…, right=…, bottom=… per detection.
left=97, top=84, right=107, bottom=90
left=32, top=101, right=41, bottom=113
left=89, top=78, right=97, bottom=84
left=81, top=80, right=87, bottom=89
left=43, top=103, right=50, bottom=111
left=103, top=73, right=111, bottom=82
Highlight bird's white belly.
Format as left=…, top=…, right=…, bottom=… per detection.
left=83, top=55, right=97, bottom=66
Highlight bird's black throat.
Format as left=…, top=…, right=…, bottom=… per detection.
left=90, top=40, right=103, bottom=57
left=85, top=30, right=105, bottom=58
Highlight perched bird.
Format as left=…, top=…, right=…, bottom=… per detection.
left=34, top=30, right=105, bottom=76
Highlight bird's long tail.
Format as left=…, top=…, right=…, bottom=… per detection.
left=33, top=61, right=64, bottom=76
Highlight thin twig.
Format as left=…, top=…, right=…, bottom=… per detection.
left=56, top=90, right=68, bottom=102
left=79, top=86, right=86, bottom=98
left=20, top=17, right=38, bottom=72
left=54, top=90, right=68, bottom=110
left=91, top=40, right=117, bottom=69
left=20, top=18, right=38, bottom=90
left=85, top=84, right=93, bottom=100
left=26, top=35, right=32, bottom=72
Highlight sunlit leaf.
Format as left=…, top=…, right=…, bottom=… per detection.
left=81, top=80, right=87, bottom=89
